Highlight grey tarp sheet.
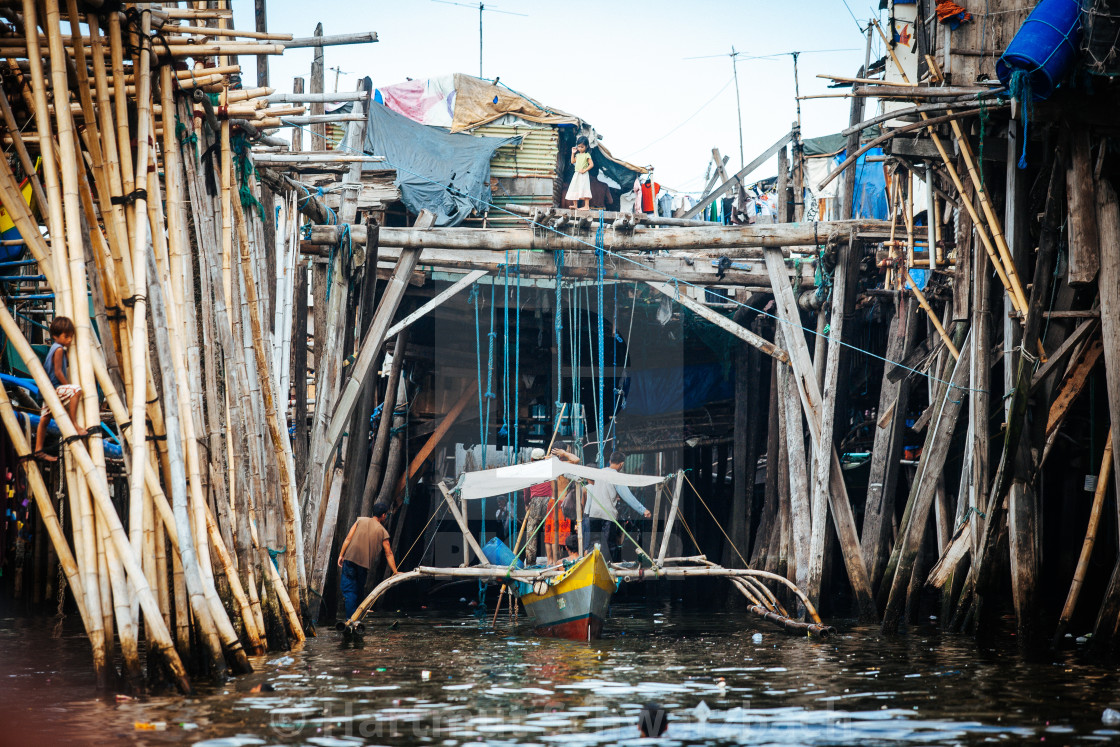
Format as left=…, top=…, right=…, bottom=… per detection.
left=362, top=101, right=520, bottom=226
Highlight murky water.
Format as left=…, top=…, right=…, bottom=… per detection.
left=3, top=602, right=1120, bottom=746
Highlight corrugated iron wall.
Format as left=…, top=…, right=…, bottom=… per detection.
left=468, top=122, right=559, bottom=226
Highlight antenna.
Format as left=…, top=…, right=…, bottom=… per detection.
left=684, top=47, right=746, bottom=170
left=432, top=0, right=528, bottom=79
left=328, top=66, right=351, bottom=93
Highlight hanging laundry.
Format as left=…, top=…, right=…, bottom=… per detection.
left=640, top=179, right=661, bottom=212
left=935, top=1, right=972, bottom=29
left=657, top=191, right=673, bottom=219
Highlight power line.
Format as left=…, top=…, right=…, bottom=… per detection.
left=840, top=0, right=866, bottom=33
left=626, top=77, right=735, bottom=157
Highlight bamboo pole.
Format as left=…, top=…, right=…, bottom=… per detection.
left=35, top=0, right=115, bottom=686
left=0, top=303, right=191, bottom=693
left=21, top=0, right=70, bottom=317
left=1054, top=430, right=1113, bottom=643
left=232, top=189, right=304, bottom=628
left=149, top=147, right=268, bottom=655
left=145, top=246, right=237, bottom=677
left=905, top=273, right=960, bottom=359
left=0, top=387, right=94, bottom=643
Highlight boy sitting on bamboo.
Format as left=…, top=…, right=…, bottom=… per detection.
left=34, top=316, right=87, bottom=461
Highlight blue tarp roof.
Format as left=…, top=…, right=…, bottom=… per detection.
left=362, top=102, right=521, bottom=226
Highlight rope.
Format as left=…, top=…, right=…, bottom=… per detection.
left=482, top=278, right=497, bottom=467
left=596, top=210, right=606, bottom=468
left=682, top=471, right=748, bottom=568
left=285, top=121, right=986, bottom=395
left=324, top=223, right=351, bottom=302
left=554, top=250, right=564, bottom=413
left=230, top=132, right=266, bottom=221
left=514, top=249, right=522, bottom=461
left=1008, top=70, right=1033, bottom=170
left=470, top=284, right=485, bottom=464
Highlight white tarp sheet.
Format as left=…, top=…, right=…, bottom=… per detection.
left=455, top=457, right=666, bottom=501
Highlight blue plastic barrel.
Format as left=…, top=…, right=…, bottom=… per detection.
left=482, top=537, right=522, bottom=568
left=997, top=0, right=1082, bottom=100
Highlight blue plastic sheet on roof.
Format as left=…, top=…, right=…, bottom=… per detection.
left=835, top=146, right=888, bottom=220
left=362, top=101, right=521, bottom=226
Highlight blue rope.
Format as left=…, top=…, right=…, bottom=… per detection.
left=596, top=210, right=606, bottom=468
left=1009, top=70, right=1033, bottom=170
left=482, top=278, right=497, bottom=468
left=468, top=283, right=487, bottom=555
left=284, top=120, right=985, bottom=396
left=470, top=284, right=484, bottom=451
left=325, top=224, right=351, bottom=302
left=554, top=250, right=564, bottom=412
left=501, top=255, right=510, bottom=446
left=514, top=249, right=522, bottom=462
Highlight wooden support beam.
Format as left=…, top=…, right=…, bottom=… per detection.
left=285, top=31, right=378, bottom=48
left=1054, top=429, right=1113, bottom=642
left=881, top=335, right=971, bottom=633
left=386, top=270, right=487, bottom=339
left=303, top=219, right=891, bottom=251
left=763, top=246, right=877, bottom=620
left=1095, top=178, right=1120, bottom=503
left=644, top=281, right=789, bottom=362
left=656, top=472, right=685, bottom=565
left=438, top=483, right=487, bottom=564
left=1030, top=317, right=1098, bottom=391
left=1066, top=126, right=1100, bottom=285
left=1045, top=336, right=1104, bottom=440
left=861, top=299, right=916, bottom=591
left=324, top=212, right=434, bottom=452
left=679, top=130, right=793, bottom=220
left=394, top=381, right=478, bottom=498
left=311, top=243, right=805, bottom=287
left=926, top=516, right=972, bottom=591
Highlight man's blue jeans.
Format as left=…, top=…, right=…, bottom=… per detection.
left=340, top=560, right=368, bottom=618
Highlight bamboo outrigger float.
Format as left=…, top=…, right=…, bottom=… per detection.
left=340, top=461, right=834, bottom=641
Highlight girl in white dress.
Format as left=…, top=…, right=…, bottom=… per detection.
left=565, top=136, right=594, bottom=209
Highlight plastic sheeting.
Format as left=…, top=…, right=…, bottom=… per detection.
left=373, top=75, right=457, bottom=127
left=456, top=456, right=666, bottom=501
left=362, top=102, right=521, bottom=226
left=836, top=146, right=889, bottom=220
left=450, top=74, right=578, bottom=133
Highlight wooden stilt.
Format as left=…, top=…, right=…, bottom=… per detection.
left=862, top=298, right=915, bottom=592
left=763, top=246, right=877, bottom=620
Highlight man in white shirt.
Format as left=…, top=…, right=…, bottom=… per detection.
left=585, top=451, right=650, bottom=561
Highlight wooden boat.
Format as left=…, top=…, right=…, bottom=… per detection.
left=518, top=547, right=614, bottom=641
left=0, top=176, right=32, bottom=262
left=341, top=463, right=834, bottom=641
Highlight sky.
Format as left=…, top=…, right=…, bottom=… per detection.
left=232, top=0, right=886, bottom=192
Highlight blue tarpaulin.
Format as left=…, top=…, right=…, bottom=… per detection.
left=624, top=363, right=733, bottom=417
left=836, top=146, right=888, bottom=220
left=362, top=102, right=521, bottom=226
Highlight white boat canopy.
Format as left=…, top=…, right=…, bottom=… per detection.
left=455, top=456, right=667, bottom=501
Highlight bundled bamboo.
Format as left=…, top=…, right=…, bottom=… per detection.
left=0, top=2, right=348, bottom=691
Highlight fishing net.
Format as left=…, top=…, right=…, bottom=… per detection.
left=1082, top=0, right=1120, bottom=76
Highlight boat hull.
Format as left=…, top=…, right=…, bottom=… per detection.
left=517, top=548, right=614, bottom=641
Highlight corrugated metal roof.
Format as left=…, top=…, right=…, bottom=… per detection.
left=473, top=123, right=559, bottom=179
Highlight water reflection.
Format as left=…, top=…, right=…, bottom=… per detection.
left=3, top=604, right=1120, bottom=745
